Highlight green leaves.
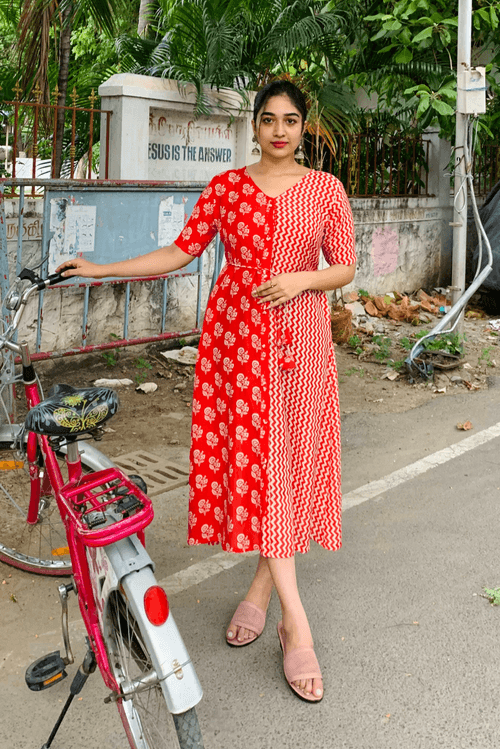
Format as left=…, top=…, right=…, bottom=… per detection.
left=384, top=18, right=402, bottom=30
left=416, top=91, right=430, bottom=117
left=403, top=77, right=456, bottom=125
left=117, top=0, right=362, bottom=129
left=430, top=97, right=454, bottom=115
left=394, top=47, right=413, bottom=63
left=412, top=26, right=433, bottom=42
left=359, top=0, right=500, bottom=140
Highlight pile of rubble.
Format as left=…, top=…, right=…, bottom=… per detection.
left=343, top=289, right=452, bottom=333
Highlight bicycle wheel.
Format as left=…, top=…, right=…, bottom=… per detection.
left=0, top=442, right=93, bottom=576
left=106, top=590, right=204, bottom=749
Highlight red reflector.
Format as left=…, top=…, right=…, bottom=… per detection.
left=144, top=586, right=170, bottom=626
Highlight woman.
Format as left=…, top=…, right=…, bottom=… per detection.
left=58, top=80, right=356, bottom=703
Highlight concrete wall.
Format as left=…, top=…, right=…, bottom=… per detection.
left=348, top=195, right=453, bottom=295
left=1, top=78, right=454, bottom=355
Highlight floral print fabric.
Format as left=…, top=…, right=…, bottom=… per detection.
left=174, top=167, right=355, bottom=557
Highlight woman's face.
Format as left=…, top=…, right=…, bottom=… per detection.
left=253, top=95, right=304, bottom=160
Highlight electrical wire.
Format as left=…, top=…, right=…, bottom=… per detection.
left=406, top=112, right=494, bottom=379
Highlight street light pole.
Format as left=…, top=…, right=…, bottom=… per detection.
left=450, top=0, right=472, bottom=331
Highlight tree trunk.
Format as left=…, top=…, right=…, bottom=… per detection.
left=53, top=3, right=73, bottom=178
left=138, top=0, right=154, bottom=37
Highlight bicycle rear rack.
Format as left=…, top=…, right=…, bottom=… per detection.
left=57, top=467, right=154, bottom=547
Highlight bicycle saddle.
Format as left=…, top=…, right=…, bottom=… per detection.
left=25, top=384, right=119, bottom=437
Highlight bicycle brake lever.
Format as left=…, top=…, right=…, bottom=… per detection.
left=18, top=268, right=45, bottom=290
left=19, top=268, right=39, bottom=284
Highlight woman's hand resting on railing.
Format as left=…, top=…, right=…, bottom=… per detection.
left=56, top=244, right=193, bottom=280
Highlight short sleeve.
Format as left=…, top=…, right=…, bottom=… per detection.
left=174, top=175, right=222, bottom=258
left=322, top=179, right=356, bottom=266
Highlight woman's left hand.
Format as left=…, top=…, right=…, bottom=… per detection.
left=252, top=272, right=311, bottom=308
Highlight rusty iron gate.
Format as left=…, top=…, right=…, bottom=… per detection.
left=0, top=178, right=224, bottom=361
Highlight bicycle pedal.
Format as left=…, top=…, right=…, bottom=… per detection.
left=25, top=651, right=67, bottom=691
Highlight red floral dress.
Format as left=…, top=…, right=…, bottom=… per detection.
left=174, top=167, right=355, bottom=558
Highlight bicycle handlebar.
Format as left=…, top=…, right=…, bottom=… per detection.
left=47, top=271, right=68, bottom=286
left=19, top=268, right=68, bottom=290
left=0, top=268, right=72, bottom=353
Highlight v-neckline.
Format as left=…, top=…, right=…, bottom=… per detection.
left=244, top=168, right=313, bottom=200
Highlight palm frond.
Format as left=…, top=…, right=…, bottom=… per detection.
left=16, top=0, right=56, bottom=102
left=305, top=80, right=358, bottom=145
left=59, top=0, right=118, bottom=34
left=116, top=33, right=158, bottom=70
left=266, top=8, right=341, bottom=54
left=0, top=0, right=20, bottom=24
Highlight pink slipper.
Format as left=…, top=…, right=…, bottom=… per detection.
left=277, top=621, right=324, bottom=703
left=226, top=601, right=266, bottom=647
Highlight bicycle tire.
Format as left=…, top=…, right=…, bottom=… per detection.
left=0, top=443, right=94, bottom=576
left=172, top=708, right=204, bottom=749
left=106, top=589, right=204, bottom=749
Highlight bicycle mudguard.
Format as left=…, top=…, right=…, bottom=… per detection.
left=0, top=424, right=117, bottom=471
left=101, top=537, right=204, bottom=715
left=59, top=442, right=117, bottom=472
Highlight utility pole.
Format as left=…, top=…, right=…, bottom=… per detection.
left=407, top=2, right=488, bottom=379
left=450, top=0, right=472, bottom=332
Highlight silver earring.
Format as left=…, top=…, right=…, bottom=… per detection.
left=252, top=136, right=260, bottom=156
left=295, top=139, right=305, bottom=164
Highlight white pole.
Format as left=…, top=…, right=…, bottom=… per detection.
left=451, top=0, right=472, bottom=330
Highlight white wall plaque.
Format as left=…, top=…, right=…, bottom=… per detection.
left=148, top=108, right=236, bottom=182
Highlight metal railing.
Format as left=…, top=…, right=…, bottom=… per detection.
left=305, top=132, right=430, bottom=198
left=0, top=179, right=212, bottom=361
left=1, top=83, right=111, bottom=195
left=472, top=143, right=500, bottom=196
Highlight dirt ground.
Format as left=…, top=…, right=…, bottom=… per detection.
left=29, top=302, right=500, bottom=462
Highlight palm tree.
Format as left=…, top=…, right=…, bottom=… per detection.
left=16, top=0, right=119, bottom=176
left=138, top=0, right=159, bottom=37
left=117, top=0, right=359, bottom=137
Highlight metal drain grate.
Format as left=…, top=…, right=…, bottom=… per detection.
left=112, top=451, right=189, bottom=496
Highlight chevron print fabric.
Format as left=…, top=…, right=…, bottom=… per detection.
left=174, top=168, right=355, bottom=558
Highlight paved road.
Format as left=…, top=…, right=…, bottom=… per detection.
left=2, top=384, right=500, bottom=749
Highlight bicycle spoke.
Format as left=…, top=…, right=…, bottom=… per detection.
left=107, top=591, right=180, bottom=748
left=0, top=447, right=92, bottom=574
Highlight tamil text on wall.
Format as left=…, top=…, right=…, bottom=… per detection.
left=148, top=109, right=235, bottom=182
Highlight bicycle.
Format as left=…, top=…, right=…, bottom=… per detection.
left=0, top=268, right=204, bottom=749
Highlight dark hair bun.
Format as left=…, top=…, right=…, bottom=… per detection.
left=253, top=80, right=308, bottom=124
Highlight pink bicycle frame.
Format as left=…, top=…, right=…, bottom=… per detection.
left=58, top=468, right=154, bottom=692
left=23, top=378, right=70, bottom=525
left=21, top=376, right=155, bottom=694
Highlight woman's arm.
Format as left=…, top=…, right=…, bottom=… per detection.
left=253, top=263, right=356, bottom=308
left=56, top=243, right=193, bottom=279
